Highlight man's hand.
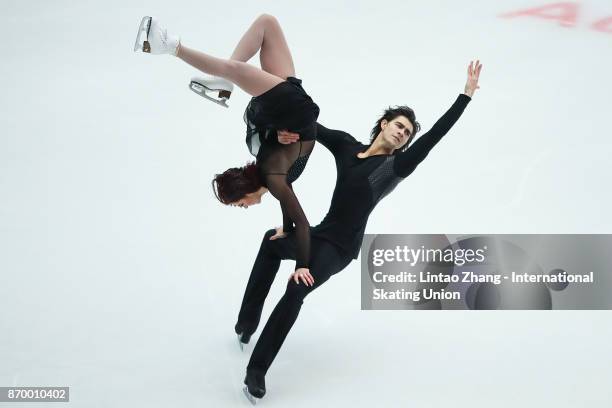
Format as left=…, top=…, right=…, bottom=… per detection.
left=278, top=129, right=300, bottom=144
left=269, top=226, right=287, bottom=240
left=464, top=60, right=483, bottom=98
left=288, top=267, right=314, bottom=286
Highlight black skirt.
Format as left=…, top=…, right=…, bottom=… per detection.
left=244, top=77, right=320, bottom=157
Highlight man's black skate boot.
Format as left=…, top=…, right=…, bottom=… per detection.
left=235, top=323, right=252, bottom=350
left=243, top=369, right=266, bottom=403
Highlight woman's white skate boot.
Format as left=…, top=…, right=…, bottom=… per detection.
left=133, top=16, right=180, bottom=55
left=189, top=76, right=234, bottom=108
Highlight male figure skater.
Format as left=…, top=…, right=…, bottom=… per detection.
left=237, top=61, right=483, bottom=403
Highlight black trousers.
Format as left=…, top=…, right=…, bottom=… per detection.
left=237, top=229, right=353, bottom=374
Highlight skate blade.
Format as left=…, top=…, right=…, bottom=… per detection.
left=242, top=386, right=259, bottom=405
left=237, top=334, right=244, bottom=351
left=133, top=16, right=152, bottom=52
left=189, top=81, right=230, bottom=108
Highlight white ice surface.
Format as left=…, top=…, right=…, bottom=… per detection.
left=1, top=0, right=611, bottom=407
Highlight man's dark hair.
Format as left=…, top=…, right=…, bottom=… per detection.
left=370, top=106, right=421, bottom=152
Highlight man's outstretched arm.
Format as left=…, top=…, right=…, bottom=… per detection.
left=394, top=60, right=483, bottom=178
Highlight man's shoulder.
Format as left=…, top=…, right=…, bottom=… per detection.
left=318, top=124, right=360, bottom=143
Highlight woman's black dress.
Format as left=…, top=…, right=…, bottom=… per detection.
left=243, top=76, right=320, bottom=270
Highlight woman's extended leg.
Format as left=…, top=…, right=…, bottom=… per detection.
left=230, top=14, right=296, bottom=79
left=176, top=14, right=295, bottom=97
left=177, top=45, right=282, bottom=97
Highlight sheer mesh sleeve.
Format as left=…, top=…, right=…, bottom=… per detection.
left=258, top=144, right=313, bottom=270
left=264, top=174, right=310, bottom=269
left=393, top=94, right=471, bottom=178
left=280, top=186, right=295, bottom=234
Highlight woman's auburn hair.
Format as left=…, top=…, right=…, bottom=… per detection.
left=212, top=161, right=262, bottom=204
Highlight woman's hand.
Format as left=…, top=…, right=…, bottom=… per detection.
left=269, top=226, right=287, bottom=240
left=464, top=60, right=483, bottom=98
left=278, top=129, right=300, bottom=144
left=289, top=267, right=314, bottom=286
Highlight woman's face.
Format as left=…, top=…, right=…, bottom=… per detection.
left=381, top=115, right=414, bottom=150
left=229, top=191, right=262, bottom=209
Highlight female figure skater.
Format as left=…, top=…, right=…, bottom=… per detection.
left=133, top=14, right=319, bottom=287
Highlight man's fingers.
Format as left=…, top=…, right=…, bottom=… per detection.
left=280, top=137, right=294, bottom=145
left=280, top=131, right=299, bottom=138
left=278, top=135, right=300, bottom=145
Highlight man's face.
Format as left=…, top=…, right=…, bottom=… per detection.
left=380, top=115, right=414, bottom=150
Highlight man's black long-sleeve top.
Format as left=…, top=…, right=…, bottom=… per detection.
left=311, top=94, right=471, bottom=258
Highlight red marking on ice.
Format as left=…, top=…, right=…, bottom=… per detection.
left=592, top=17, right=612, bottom=33
left=500, top=2, right=579, bottom=27
left=499, top=2, right=612, bottom=34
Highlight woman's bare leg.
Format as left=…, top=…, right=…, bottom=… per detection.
left=176, top=15, right=295, bottom=97
left=177, top=45, right=282, bottom=97
left=230, top=14, right=296, bottom=79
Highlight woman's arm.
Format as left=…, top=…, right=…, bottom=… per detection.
left=281, top=186, right=295, bottom=233
left=264, top=174, right=311, bottom=270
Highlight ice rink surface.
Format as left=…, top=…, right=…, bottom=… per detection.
left=1, top=0, right=611, bottom=406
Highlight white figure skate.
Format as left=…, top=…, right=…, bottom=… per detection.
left=189, top=75, right=234, bottom=108
left=133, top=16, right=180, bottom=55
